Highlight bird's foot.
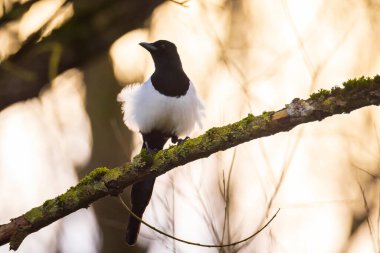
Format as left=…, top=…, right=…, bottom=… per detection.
left=144, top=142, right=159, bottom=155
left=171, top=136, right=190, bottom=145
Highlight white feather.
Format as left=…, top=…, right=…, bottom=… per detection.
left=117, top=79, right=204, bottom=136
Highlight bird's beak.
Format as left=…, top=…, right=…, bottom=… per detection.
left=139, top=42, right=157, bottom=52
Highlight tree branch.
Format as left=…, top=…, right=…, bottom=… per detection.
left=0, top=0, right=39, bottom=26
left=0, top=0, right=165, bottom=111
left=1, top=75, right=380, bottom=250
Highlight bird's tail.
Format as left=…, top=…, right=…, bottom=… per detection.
left=126, top=131, right=169, bottom=245
left=126, top=177, right=156, bottom=245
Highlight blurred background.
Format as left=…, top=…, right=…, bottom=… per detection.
left=1, top=0, right=380, bottom=252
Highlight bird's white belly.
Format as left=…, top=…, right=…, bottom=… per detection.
left=118, top=79, right=203, bottom=136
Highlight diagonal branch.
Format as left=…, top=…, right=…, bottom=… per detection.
left=0, top=0, right=165, bottom=111
left=1, top=75, right=380, bottom=250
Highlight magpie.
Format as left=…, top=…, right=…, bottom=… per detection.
left=117, top=40, right=204, bottom=245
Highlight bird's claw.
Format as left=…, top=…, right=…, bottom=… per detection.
left=144, top=142, right=158, bottom=155
left=171, top=136, right=189, bottom=145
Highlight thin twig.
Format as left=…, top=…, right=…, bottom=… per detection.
left=358, top=181, right=378, bottom=251
left=118, top=195, right=280, bottom=248
left=220, top=147, right=237, bottom=248
left=168, top=0, right=190, bottom=7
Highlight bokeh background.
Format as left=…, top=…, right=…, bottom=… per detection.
left=1, top=0, right=380, bottom=252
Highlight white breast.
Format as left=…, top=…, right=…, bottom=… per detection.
left=117, top=79, right=204, bottom=136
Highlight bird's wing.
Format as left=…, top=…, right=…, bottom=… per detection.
left=117, top=82, right=144, bottom=132
left=189, top=81, right=205, bottom=129
left=117, top=83, right=142, bottom=103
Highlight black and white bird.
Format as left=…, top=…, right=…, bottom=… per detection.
left=117, top=40, right=204, bottom=245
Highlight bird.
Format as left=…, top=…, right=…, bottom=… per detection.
left=117, top=40, right=204, bottom=245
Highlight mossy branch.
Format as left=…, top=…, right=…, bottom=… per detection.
left=1, top=75, right=380, bottom=250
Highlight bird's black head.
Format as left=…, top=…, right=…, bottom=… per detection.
left=139, top=40, right=190, bottom=97
left=139, top=40, right=177, bottom=53
left=139, top=40, right=183, bottom=70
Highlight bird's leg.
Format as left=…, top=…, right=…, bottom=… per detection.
left=171, top=135, right=190, bottom=145
left=178, top=136, right=190, bottom=144
left=171, top=136, right=178, bottom=143
left=144, top=141, right=158, bottom=155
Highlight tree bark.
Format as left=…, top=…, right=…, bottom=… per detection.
left=0, top=0, right=164, bottom=111
left=0, top=75, right=379, bottom=250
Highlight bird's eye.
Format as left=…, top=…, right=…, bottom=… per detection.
left=160, top=44, right=166, bottom=49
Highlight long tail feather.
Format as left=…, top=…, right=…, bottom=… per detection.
left=125, top=131, right=170, bottom=245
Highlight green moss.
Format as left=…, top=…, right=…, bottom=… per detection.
left=57, top=188, right=78, bottom=206
left=310, top=88, right=330, bottom=100
left=374, top=75, right=380, bottom=83
left=24, top=207, right=44, bottom=223
left=234, top=114, right=255, bottom=131
left=342, top=76, right=372, bottom=90
left=130, top=151, right=154, bottom=172
left=322, top=98, right=333, bottom=107
left=138, top=149, right=153, bottom=162
left=261, top=111, right=273, bottom=122
left=40, top=198, right=59, bottom=214
left=330, top=86, right=342, bottom=95
left=159, top=146, right=177, bottom=158
left=245, top=113, right=255, bottom=122
left=205, top=127, right=218, bottom=135
left=78, top=167, right=109, bottom=186
left=102, top=167, right=124, bottom=181
left=42, top=199, right=55, bottom=208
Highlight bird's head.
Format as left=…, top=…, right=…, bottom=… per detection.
left=139, top=40, right=183, bottom=70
